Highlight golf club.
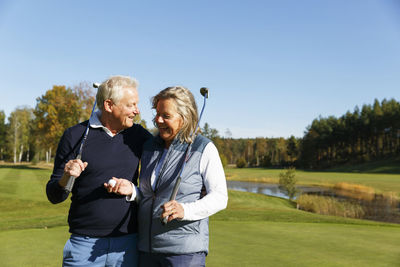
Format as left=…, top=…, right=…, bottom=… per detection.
left=64, top=82, right=99, bottom=193
left=161, top=87, right=209, bottom=225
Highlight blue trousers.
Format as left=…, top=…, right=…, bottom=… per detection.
left=63, top=233, right=138, bottom=267
left=138, top=251, right=206, bottom=267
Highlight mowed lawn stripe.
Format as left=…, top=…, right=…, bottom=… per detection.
left=16, top=168, right=51, bottom=201
left=0, top=226, right=69, bottom=267
left=207, top=221, right=400, bottom=267
left=0, top=167, right=68, bottom=231
left=0, top=167, right=21, bottom=196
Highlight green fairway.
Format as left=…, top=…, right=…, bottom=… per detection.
left=0, top=165, right=69, bottom=231
left=225, top=167, right=400, bottom=194
left=208, top=221, right=400, bottom=267
left=0, top=226, right=69, bottom=267
left=1, top=165, right=400, bottom=266
left=207, top=191, right=400, bottom=266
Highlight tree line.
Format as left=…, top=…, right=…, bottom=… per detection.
left=1, top=83, right=95, bottom=163
left=202, top=98, right=400, bottom=169
left=0, top=82, right=145, bottom=163
left=300, top=98, right=400, bottom=168
left=1, top=83, right=398, bottom=169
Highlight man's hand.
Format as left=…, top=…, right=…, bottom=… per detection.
left=64, top=159, right=88, bottom=178
left=59, top=159, right=88, bottom=187
left=104, top=178, right=133, bottom=196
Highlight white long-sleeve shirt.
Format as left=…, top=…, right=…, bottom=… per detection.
left=128, top=142, right=228, bottom=221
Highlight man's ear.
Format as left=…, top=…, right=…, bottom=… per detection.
left=103, top=99, right=114, bottom=112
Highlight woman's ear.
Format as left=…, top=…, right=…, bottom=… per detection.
left=103, top=99, right=114, bottom=113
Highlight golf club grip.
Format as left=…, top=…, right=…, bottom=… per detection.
left=64, top=175, right=76, bottom=193
left=161, top=176, right=182, bottom=225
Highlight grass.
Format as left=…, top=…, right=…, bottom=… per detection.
left=207, top=191, right=400, bottom=266
left=0, top=226, right=68, bottom=267
left=225, top=167, right=400, bottom=195
left=0, top=165, right=69, bottom=231
left=208, top=221, right=400, bottom=267
left=1, top=164, right=400, bottom=266
left=328, top=157, right=400, bottom=174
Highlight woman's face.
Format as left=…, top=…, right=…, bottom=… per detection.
left=155, top=98, right=183, bottom=147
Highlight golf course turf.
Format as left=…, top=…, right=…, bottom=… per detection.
left=0, top=165, right=399, bottom=266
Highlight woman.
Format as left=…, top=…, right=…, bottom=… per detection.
left=107, top=86, right=228, bottom=266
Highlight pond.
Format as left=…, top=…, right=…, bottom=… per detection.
left=227, top=180, right=400, bottom=224
left=227, top=180, right=328, bottom=200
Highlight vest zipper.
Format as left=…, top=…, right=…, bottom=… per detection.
left=149, top=145, right=174, bottom=253
left=149, top=193, right=155, bottom=253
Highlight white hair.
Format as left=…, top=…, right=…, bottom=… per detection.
left=96, top=75, right=138, bottom=110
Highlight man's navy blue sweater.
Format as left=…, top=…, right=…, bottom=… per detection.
left=46, top=121, right=152, bottom=237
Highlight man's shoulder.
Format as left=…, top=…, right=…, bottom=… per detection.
left=63, top=121, right=88, bottom=138
left=124, top=124, right=153, bottom=141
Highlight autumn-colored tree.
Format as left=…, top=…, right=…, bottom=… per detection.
left=73, top=82, right=96, bottom=121
left=33, top=85, right=81, bottom=162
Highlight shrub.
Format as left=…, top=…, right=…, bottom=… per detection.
left=297, top=194, right=365, bottom=219
left=236, top=157, right=247, bottom=168
left=278, top=167, right=298, bottom=200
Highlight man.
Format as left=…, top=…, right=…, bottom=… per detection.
left=46, top=75, right=152, bottom=267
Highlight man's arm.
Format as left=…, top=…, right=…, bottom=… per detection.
left=46, top=128, right=81, bottom=204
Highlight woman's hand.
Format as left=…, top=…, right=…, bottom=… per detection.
left=161, top=200, right=184, bottom=222
left=103, top=177, right=133, bottom=196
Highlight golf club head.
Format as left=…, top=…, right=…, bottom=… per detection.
left=200, top=87, right=209, bottom=98
left=93, top=82, right=100, bottom=88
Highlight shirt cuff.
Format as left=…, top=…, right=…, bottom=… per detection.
left=125, top=182, right=138, bottom=202
left=180, top=203, right=188, bottom=220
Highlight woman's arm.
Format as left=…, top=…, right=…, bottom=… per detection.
left=178, top=142, right=228, bottom=221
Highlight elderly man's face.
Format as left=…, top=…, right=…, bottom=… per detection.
left=111, top=87, right=140, bottom=130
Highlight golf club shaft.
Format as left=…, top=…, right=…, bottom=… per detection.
left=161, top=88, right=208, bottom=225
left=161, top=176, right=181, bottom=225
left=64, top=84, right=98, bottom=193
left=64, top=154, right=81, bottom=193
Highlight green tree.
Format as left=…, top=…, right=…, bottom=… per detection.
left=7, top=107, right=34, bottom=163
left=202, top=123, right=219, bottom=140
left=286, top=135, right=299, bottom=164
left=279, top=167, right=298, bottom=200
left=0, top=111, right=7, bottom=160
left=236, top=157, right=246, bottom=168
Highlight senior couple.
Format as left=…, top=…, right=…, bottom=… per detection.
left=46, top=75, right=228, bottom=267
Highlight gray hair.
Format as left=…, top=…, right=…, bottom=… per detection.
left=96, top=75, right=138, bottom=110
left=152, top=86, right=198, bottom=143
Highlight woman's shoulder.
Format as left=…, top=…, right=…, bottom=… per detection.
left=191, top=134, right=212, bottom=152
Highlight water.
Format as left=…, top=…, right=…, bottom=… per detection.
left=227, top=180, right=328, bottom=200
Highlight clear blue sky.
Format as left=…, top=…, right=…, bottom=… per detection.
left=1, top=0, right=400, bottom=138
